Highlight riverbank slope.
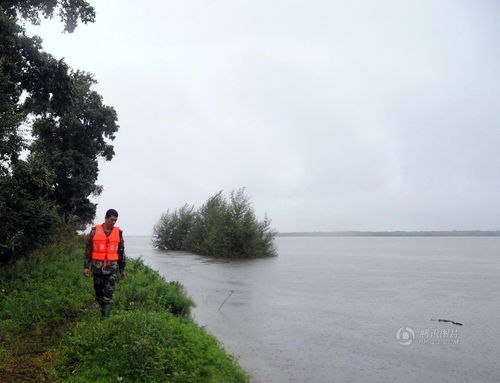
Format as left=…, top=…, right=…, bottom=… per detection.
left=0, top=238, right=249, bottom=382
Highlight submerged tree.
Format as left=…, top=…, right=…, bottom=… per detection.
left=153, top=205, right=197, bottom=251
left=153, top=189, right=277, bottom=258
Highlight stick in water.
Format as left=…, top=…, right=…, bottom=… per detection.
left=218, top=290, right=234, bottom=311
left=431, top=318, right=463, bottom=326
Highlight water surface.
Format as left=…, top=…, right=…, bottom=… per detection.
left=126, top=236, right=500, bottom=383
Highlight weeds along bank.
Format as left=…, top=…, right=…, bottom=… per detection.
left=0, top=238, right=249, bottom=383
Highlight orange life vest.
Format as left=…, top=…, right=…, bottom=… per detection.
left=91, top=224, right=120, bottom=262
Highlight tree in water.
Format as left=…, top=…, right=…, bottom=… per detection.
left=153, top=189, right=277, bottom=258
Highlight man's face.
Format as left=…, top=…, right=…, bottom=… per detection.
left=104, top=215, right=118, bottom=228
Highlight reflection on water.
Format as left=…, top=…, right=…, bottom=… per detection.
left=126, top=236, right=500, bottom=383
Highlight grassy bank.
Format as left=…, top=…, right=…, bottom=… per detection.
left=0, top=239, right=249, bottom=382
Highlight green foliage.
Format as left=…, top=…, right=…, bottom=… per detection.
left=152, top=204, right=197, bottom=251
left=114, top=257, right=195, bottom=318
left=0, top=0, right=95, bottom=32
left=0, top=61, right=23, bottom=172
left=0, top=239, right=248, bottom=382
left=0, top=243, right=195, bottom=341
left=30, top=70, right=119, bottom=227
left=154, top=189, right=277, bottom=258
left=0, top=239, right=93, bottom=341
left=0, top=159, right=61, bottom=263
left=57, top=311, right=249, bottom=383
left=0, top=1, right=119, bottom=262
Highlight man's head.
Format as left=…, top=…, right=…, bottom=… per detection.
left=104, top=209, right=119, bottom=229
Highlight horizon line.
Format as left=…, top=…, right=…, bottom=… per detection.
left=124, top=229, right=500, bottom=237
left=275, top=230, right=500, bottom=237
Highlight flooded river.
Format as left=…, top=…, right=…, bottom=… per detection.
left=126, top=236, right=500, bottom=383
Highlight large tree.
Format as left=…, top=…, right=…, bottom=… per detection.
left=0, top=0, right=118, bottom=261
left=30, top=70, right=118, bottom=227
left=1, top=0, right=95, bottom=32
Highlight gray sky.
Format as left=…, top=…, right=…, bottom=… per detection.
left=27, top=0, right=500, bottom=235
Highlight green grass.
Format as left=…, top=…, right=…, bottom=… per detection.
left=0, top=240, right=93, bottom=339
left=114, top=257, right=194, bottom=318
left=57, top=311, right=248, bottom=383
left=0, top=238, right=249, bottom=382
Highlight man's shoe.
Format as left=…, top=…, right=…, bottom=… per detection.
left=101, top=302, right=113, bottom=318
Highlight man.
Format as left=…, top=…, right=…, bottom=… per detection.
left=83, top=209, right=126, bottom=318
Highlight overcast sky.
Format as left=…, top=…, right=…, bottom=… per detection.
left=27, top=0, right=499, bottom=235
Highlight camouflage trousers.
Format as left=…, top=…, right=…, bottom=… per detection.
left=92, top=272, right=117, bottom=304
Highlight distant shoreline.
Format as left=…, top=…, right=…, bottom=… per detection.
left=276, top=231, right=500, bottom=237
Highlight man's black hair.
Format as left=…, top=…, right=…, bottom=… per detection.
left=105, top=209, right=119, bottom=218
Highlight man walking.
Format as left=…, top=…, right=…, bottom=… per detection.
left=83, top=209, right=126, bottom=318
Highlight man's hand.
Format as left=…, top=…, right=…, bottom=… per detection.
left=120, top=271, right=126, bottom=280
left=83, top=268, right=90, bottom=277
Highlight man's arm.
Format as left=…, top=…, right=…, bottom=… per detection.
left=83, top=228, right=95, bottom=276
left=118, top=230, right=126, bottom=279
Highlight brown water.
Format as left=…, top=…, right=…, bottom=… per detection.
left=126, top=236, right=500, bottom=383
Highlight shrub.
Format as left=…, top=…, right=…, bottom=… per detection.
left=152, top=205, right=196, bottom=251
left=0, top=160, right=61, bottom=263
left=114, top=257, right=194, bottom=318
left=153, top=189, right=277, bottom=258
